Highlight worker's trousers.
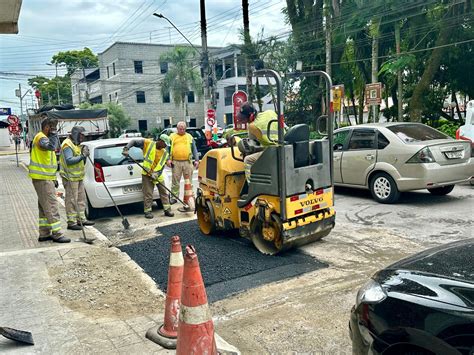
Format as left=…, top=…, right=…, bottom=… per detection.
left=32, top=179, right=62, bottom=237
left=142, top=174, right=171, bottom=213
left=171, top=160, right=194, bottom=199
left=244, top=151, right=263, bottom=182
left=62, top=179, right=86, bottom=226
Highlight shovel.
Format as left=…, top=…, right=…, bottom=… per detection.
left=86, top=155, right=130, bottom=230
left=0, top=327, right=34, bottom=345
left=125, top=155, right=189, bottom=209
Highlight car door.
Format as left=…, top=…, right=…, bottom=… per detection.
left=341, top=128, right=377, bottom=185
left=333, top=129, right=351, bottom=183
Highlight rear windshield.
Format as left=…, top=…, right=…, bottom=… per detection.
left=388, top=124, right=449, bottom=143
left=94, top=144, right=143, bottom=167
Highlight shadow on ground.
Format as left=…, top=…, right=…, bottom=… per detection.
left=119, top=220, right=328, bottom=302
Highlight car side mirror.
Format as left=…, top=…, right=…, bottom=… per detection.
left=334, top=143, right=343, bottom=151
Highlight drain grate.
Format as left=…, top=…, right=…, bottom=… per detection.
left=119, top=220, right=327, bottom=302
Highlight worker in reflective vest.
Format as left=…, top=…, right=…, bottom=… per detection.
left=29, top=118, right=70, bottom=243
left=59, top=126, right=95, bottom=230
left=236, top=102, right=279, bottom=181
left=123, top=134, right=174, bottom=219
left=166, top=121, right=199, bottom=213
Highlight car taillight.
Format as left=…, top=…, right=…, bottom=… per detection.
left=94, top=162, right=104, bottom=182
left=455, top=128, right=460, bottom=140
left=407, top=147, right=436, bottom=163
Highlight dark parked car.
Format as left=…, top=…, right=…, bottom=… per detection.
left=160, top=127, right=211, bottom=159
left=350, top=238, right=474, bottom=355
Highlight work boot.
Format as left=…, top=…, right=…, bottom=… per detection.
left=79, top=220, right=95, bottom=226
left=164, top=209, right=174, bottom=217
left=38, top=235, right=53, bottom=242
left=144, top=212, right=154, bottom=219
left=67, top=224, right=83, bottom=230
left=178, top=206, right=191, bottom=213
left=52, top=234, right=71, bottom=243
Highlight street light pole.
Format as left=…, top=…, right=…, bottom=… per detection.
left=153, top=13, right=199, bottom=54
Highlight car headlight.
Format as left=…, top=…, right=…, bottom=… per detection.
left=356, top=279, right=387, bottom=308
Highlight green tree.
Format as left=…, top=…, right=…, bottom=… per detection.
left=160, top=46, right=202, bottom=119
left=79, top=102, right=131, bottom=137
left=27, top=75, right=71, bottom=105
left=52, top=47, right=99, bottom=76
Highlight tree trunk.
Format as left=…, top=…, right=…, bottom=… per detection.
left=358, top=89, right=365, bottom=125
left=409, top=22, right=453, bottom=122
left=350, top=90, right=357, bottom=123
left=242, top=0, right=253, bottom=102
left=324, top=1, right=332, bottom=77
left=395, top=21, right=402, bottom=122
left=370, top=18, right=381, bottom=122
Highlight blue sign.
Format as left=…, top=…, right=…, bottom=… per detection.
left=0, top=108, right=12, bottom=116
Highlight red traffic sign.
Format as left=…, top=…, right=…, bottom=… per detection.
left=8, top=124, right=21, bottom=134
left=206, top=109, right=216, bottom=127
left=35, top=89, right=41, bottom=99
left=7, top=115, right=19, bottom=125
left=232, top=90, right=248, bottom=130
left=207, top=109, right=215, bottom=120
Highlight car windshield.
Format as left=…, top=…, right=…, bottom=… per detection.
left=94, top=144, right=143, bottom=167
left=388, top=124, right=448, bottom=143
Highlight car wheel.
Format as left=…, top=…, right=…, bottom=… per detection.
left=370, top=172, right=400, bottom=204
left=428, top=184, right=455, bottom=196
left=85, top=194, right=99, bottom=220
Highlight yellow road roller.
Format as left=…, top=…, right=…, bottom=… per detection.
left=196, top=69, right=335, bottom=254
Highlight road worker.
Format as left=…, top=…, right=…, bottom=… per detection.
left=59, top=126, right=95, bottom=230
left=122, top=134, right=174, bottom=219
left=29, top=118, right=70, bottom=243
left=166, top=121, right=199, bottom=213
left=236, top=102, right=280, bottom=181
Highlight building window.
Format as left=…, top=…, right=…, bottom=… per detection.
left=162, top=91, right=170, bottom=103
left=136, top=91, right=146, bottom=103
left=134, top=61, right=143, bottom=74
left=225, top=113, right=233, bottom=125
left=113, top=62, right=116, bottom=76
left=187, top=91, right=195, bottom=103
left=160, top=62, right=168, bottom=74
left=109, top=94, right=112, bottom=102
left=138, top=120, right=148, bottom=132
left=107, top=66, right=110, bottom=78
left=114, top=92, right=118, bottom=103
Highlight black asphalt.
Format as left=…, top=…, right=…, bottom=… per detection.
left=119, top=220, right=327, bottom=302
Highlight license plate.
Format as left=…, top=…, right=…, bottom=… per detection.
left=445, top=151, right=463, bottom=159
left=123, top=184, right=142, bottom=194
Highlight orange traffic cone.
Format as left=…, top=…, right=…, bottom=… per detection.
left=146, top=236, right=184, bottom=349
left=176, top=245, right=217, bottom=355
left=183, top=174, right=195, bottom=211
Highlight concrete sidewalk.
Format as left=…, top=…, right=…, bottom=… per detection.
left=0, top=156, right=238, bottom=354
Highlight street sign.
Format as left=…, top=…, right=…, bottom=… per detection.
left=0, top=108, right=12, bottom=116
left=205, top=109, right=216, bottom=141
left=232, top=90, right=248, bottom=130
left=8, top=124, right=21, bottom=135
left=7, top=115, right=19, bottom=125
left=332, top=85, right=344, bottom=112
left=365, top=83, right=382, bottom=105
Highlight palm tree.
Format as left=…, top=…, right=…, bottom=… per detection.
left=160, top=46, right=202, bottom=119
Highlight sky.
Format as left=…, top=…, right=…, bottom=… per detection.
left=0, top=0, right=290, bottom=116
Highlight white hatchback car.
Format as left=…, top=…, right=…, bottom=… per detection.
left=82, top=138, right=197, bottom=219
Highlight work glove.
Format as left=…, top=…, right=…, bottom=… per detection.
left=166, top=159, right=172, bottom=167
left=122, top=147, right=129, bottom=156
left=81, top=145, right=90, bottom=158
left=54, top=180, right=59, bottom=189
left=193, top=160, right=199, bottom=169
left=151, top=172, right=159, bottom=181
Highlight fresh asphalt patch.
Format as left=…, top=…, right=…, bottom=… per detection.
left=119, top=220, right=328, bottom=302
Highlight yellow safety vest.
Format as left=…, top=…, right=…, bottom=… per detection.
left=28, top=132, right=58, bottom=180
left=169, top=133, right=194, bottom=161
left=250, top=110, right=280, bottom=146
left=59, top=138, right=85, bottom=181
left=143, top=139, right=168, bottom=182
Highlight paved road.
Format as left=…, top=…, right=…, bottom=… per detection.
left=335, top=183, right=473, bottom=245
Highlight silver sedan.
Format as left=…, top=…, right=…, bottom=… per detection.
left=333, top=122, right=474, bottom=203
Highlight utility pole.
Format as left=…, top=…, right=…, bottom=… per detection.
left=395, top=22, right=402, bottom=122
left=200, top=0, right=210, bottom=112
left=242, top=0, right=252, bottom=102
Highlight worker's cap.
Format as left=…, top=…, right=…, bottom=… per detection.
left=158, top=134, right=170, bottom=146
left=237, top=102, right=257, bottom=121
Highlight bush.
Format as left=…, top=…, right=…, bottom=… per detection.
left=429, top=119, right=459, bottom=138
